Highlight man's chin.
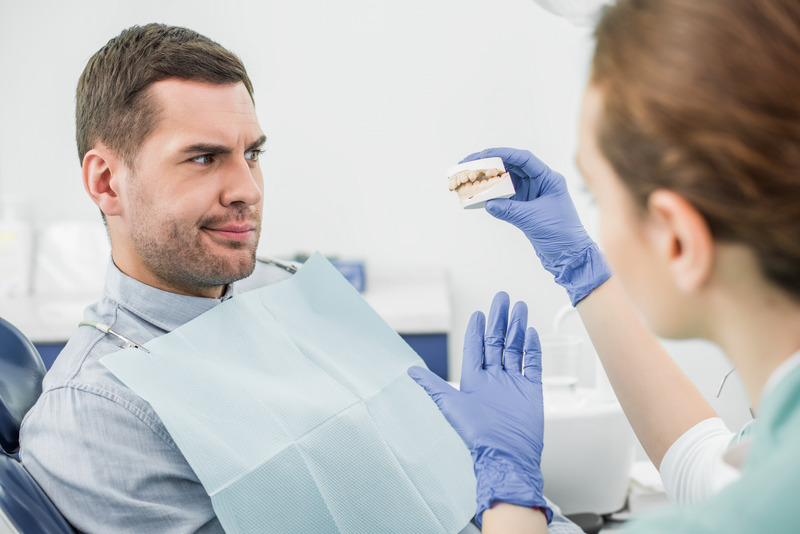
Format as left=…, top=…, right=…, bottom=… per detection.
left=188, top=249, right=258, bottom=288
left=221, top=254, right=258, bottom=284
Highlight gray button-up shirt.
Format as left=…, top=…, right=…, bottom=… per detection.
left=19, top=259, right=293, bottom=533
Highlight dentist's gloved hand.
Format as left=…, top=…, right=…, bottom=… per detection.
left=408, top=292, right=552, bottom=526
left=461, top=147, right=611, bottom=305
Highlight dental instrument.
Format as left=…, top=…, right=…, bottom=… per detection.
left=257, top=256, right=298, bottom=274
left=78, top=320, right=150, bottom=353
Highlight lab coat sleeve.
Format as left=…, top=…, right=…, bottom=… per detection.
left=658, top=417, right=739, bottom=505
left=20, top=385, right=224, bottom=533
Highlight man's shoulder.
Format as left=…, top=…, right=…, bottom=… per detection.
left=34, top=296, right=169, bottom=432
left=45, top=295, right=142, bottom=376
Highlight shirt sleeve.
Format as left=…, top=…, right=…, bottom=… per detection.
left=20, top=384, right=224, bottom=534
left=658, top=417, right=739, bottom=505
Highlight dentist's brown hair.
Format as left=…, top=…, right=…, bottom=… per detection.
left=591, top=0, right=800, bottom=300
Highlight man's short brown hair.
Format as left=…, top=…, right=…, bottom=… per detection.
left=76, top=23, right=254, bottom=165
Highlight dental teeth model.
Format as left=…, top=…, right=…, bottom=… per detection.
left=447, top=157, right=516, bottom=209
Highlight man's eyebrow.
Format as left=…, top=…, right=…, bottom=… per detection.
left=182, top=143, right=230, bottom=155
left=247, top=135, right=267, bottom=152
left=180, top=135, right=266, bottom=155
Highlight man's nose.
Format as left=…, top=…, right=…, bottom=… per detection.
left=220, top=158, right=263, bottom=207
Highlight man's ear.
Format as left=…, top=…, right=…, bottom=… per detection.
left=646, top=189, right=714, bottom=293
left=82, top=144, right=125, bottom=217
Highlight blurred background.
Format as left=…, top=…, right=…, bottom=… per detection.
left=0, top=0, right=751, bottom=451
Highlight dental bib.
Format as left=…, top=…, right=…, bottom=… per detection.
left=101, top=253, right=476, bottom=534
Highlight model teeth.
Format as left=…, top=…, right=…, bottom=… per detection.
left=447, top=170, right=510, bottom=200
left=448, top=168, right=507, bottom=191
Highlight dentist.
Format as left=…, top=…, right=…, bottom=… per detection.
left=411, top=0, right=800, bottom=531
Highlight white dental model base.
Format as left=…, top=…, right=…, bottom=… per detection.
left=446, top=157, right=516, bottom=209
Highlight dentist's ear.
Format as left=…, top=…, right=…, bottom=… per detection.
left=83, top=144, right=124, bottom=217
left=646, top=189, right=714, bottom=294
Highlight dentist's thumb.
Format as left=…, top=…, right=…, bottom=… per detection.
left=485, top=198, right=525, bottom=226
left=407, top=366, right=455, bottom=410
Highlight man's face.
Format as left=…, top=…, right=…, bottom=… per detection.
left=111, top=79, right=265, bottom=298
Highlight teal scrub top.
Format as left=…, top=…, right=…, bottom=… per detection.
left=625, top=360, right=800, bottom=533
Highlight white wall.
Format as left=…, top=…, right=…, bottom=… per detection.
left=0, top=0, right=751, bottom=432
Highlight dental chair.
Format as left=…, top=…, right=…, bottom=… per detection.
left=0, top=317, right=73, bottom=533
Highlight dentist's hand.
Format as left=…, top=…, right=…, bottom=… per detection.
left=461, top=147, right=611, bottom=305
left=407, top=292, right=551, bottom=526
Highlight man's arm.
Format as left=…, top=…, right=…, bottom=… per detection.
left=20, top=386, right=223, bottom=533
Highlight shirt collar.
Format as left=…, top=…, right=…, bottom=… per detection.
left=103, top=258, right=234, bottom=333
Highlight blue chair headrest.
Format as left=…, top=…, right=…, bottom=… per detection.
left=0, top=317, right=46, bottom=455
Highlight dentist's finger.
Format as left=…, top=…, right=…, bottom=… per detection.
left=522, top=326, right=543, bottom=383
left=462, top=311, right=486, bottom=376
left=460, top=147, right=536, bottom=171
left=504, top=301, right=528, bottom=374
left=484, top=292, right=510, bottom=368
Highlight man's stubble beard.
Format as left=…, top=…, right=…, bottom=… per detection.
left=127, top=175, right=261, bottom=295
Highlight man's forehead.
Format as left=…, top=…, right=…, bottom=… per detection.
left=146, top=79, right=262, bottom=145
left=149, top=79, right=255, bottom=117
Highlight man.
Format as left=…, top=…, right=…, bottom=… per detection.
left=19, top=24, right=293, bottom=532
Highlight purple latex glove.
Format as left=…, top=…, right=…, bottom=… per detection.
left=408, top=292, right=552, bottom=526
left=461, top=147, right=611, bottom=305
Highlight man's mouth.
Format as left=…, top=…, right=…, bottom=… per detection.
left=203, top=222, right=258, bottom=243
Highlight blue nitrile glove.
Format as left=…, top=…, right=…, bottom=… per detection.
left=461, top=147, right=611, bottom=306
left=408, top=292, right=552, bottom=526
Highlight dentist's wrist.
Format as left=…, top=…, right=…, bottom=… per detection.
left=552, top=242, right=612, bottom=306
left=482, top=502, right=550, bottom=532
left=473, top=456, right=551, bottom=526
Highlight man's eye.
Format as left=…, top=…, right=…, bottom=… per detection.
left=190, top=154, right=215, bottom=165
left=245, top=149, right=265, bottom=162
